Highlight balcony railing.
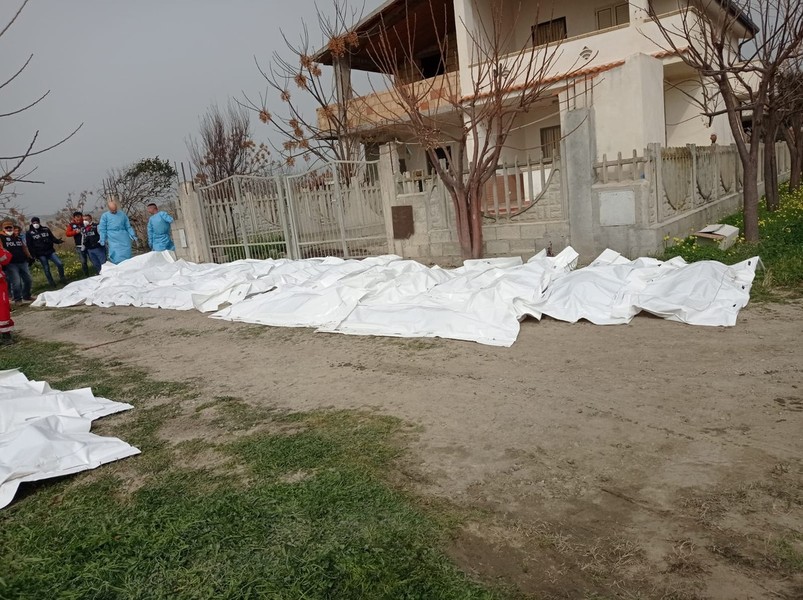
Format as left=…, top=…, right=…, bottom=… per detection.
left=317, top=71, right=460, bottom=134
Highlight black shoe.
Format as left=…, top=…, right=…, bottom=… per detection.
left=1, top=332, right=14, bottom=345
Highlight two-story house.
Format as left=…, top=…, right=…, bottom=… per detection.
left=315, top=0, right=757, bottom=171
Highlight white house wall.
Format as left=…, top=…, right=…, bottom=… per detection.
left=664, top=77, right=735, bottom=146
left=588, top=53, right=666, bottom=159
left=501, top=103, right=562, bottom=164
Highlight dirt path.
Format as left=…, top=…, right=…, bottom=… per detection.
left=15, top=301, right=803, bottom=599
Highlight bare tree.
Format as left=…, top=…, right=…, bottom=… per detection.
left=243, top=2, right=365, bottom=168
left=649, top=0, right=803, bottom=241
left=363, top=0, right=582, bottom=259
left=103, top=157, right=177, bottom=242
left=0, top=0, right=81, bottom=218
left=187, top=102, right=277, bottom=185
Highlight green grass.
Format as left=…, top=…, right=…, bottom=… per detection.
left=660, top=184, right=803, bottom=299
left=30, top=248, right=95, bottom=296
left=0, top=338, right=501, bottom=600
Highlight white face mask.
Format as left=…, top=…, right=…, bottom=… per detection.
left=83, top=220, right=90, bottom=226
left=33, top=223, right=40, bottom=229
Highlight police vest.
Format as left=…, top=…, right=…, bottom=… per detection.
left=83, top=224, right=101, bottom=249
left=27, top=228, right=56, bottom=255
left=0, top=235, right=27, bottom=263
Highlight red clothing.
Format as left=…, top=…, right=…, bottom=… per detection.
left=65, top=222, right=83, bottom=246
left=0, top=247, right=13, bottom=333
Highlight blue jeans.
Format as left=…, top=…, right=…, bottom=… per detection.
left=4, top=262, right=32, bottom=301
left=86, top=247, right=107, bottom=274
left=38, top=252, right=66, bottom=285
left=75, top=246, right=89, bottom=275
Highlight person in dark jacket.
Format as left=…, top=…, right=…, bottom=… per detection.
left=26, top=217, right=66, bottom=287
left=1, top=220, right=34, bottom=303
left=65, top=211, right=90, bottom=276
left=81, top=214, right=106, bottom=274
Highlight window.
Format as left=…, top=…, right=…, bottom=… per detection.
left=531, top=17, right=567, bottom=47
left=364, top=142, right=380, bottom=162
left=426, top=146, right=452, bottom=174
left=420, top=53, right=446, bottom=78
left=596, top=3, right=630, bottom=29
left=540, top=125, right=561, bottom=159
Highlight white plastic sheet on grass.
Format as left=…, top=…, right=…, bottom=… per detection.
left=32, top=248, right=759, bottom=346
left=0, top=370, right=139, bottom=510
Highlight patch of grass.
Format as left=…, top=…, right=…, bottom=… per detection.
left=30, top=248, right=94, bottom=295
left=772, top=537, right=803, bottom=573
left=660, top=184, right=803, bottom=299
left=205, top=396, right=275, bottom=432
left=0, top=338, right=502, bottom=600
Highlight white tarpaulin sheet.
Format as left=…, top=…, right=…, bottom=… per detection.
left=32, top=249, right=759, bottom=346
left=0, top=370, right=139, bottom=509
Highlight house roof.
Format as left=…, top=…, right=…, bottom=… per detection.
left=718, top=0, right=759, bottom=35
left=313, top=0, right=759, bottom=68
left=313, top=0, right=451, bottom=72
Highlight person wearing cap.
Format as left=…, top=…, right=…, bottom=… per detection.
left=26, top=217, right=66, bottom=287
left=98, top=199, right=137, bottom=264
left=0, top=244, right=14, bottom=344
left=65, top=211, right=90, bottom=276
left=146, top=202, right=175, bottom=251
left=0, top=220, right=34, bottom=303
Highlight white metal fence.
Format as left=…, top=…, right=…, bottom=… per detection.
left=196, top=161, right=388, bottom=263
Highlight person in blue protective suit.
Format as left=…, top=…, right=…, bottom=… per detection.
left=98, top=199, right=137, bottom=264
left=146, top=203, right=175, bottom=251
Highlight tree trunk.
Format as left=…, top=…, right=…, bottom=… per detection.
left=763, top=120, right=780, bottom=211
left=764, top=141, right=779, bottom=211
left=468, top=187, right=484, bottom=259
left=783, top=117, right=803, bottom=191
left=790, top=126, right=803, bottom=191
left=453, top=193, right=473, bottom=260
left=742, top=159, right=760, bottom=242
left=791, top=149, right=803, bottom=191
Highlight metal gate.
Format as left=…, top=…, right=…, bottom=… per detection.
left=284, top=160, right=387, bottom=259
left=197, top=175, right=291, bottom=263
left=197, top=161, right=388, bottom=263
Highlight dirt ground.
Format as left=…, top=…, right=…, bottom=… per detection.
left=15, top=300, right=803, bottom=599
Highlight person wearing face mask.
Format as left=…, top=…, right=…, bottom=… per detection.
left=98, top=199, right=137, bottom=264
left=26, top=217, right=66, bottom=287
left=0, top=221, right=34, bottom=304
left=81, top=214, right=106, bottom=274
left=65, top=211, right=90, bottom=276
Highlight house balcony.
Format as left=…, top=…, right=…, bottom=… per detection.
left=480, top=11, right=690, bottom=97
left=316, top=71, right=461, bottom=136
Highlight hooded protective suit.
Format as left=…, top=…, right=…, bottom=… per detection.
left=98, top=210, right=137, bottom=264
left=147, top=211, right=175, bottom=251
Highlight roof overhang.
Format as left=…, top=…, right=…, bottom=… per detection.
left=313, top=0, right=454, bottom=73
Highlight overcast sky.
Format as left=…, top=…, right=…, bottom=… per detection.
left=2, top=0, right=381, bottom=217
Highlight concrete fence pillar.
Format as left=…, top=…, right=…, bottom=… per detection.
left=378, top=143, right=401, bottom=256
left=175, top=182, right=213, bottom=263
left=564, top=108, right=596, bottom=261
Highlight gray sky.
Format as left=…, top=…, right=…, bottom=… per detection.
left=2, top=0, right=381, bottom=217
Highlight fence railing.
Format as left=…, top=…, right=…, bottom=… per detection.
left=592, top=142, right=792, bottom=225
left=394, top=156, right=564, bottom=222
